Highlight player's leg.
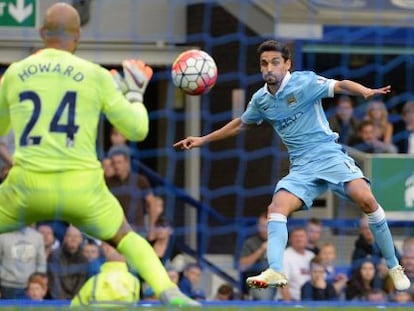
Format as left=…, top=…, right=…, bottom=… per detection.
left=247, top=171, right=321, bottom=289
left=324, top=151, right=409, bottom=291
left=67, top=171, right=199, bottom=306
left=346, top=178, right=410, bottom=290
left=0, top=169, right=28, bottom=233
left=105, top=219, right=200, bottom=306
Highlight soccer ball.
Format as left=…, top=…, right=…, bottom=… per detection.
left=171, top=49, right=218, bottom=95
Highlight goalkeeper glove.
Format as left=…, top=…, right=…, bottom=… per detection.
left=111, top=59, right=153, bottom=103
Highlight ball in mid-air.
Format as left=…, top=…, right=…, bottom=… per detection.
left=171, top=49, right=217, bottom=95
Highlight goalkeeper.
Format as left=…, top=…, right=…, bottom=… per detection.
left=0, top=2, right=198, bottom=307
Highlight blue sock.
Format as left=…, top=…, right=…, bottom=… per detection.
left=366, top=207, right=399, bottom=269
left=267, top=214, right=288, bottom=271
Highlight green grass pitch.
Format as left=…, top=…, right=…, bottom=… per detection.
left=1, top=305, right=414, bottom=311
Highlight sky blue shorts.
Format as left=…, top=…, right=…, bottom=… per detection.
left=276, top=151, right=366, bottom=209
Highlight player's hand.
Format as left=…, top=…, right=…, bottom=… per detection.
left=111, top=59, right=153, bottom=103
left=111, top=69, right=128, bottom=94
left=364, top=85, right=391, bottom=99
left=173, top=136, right=204, bottom=150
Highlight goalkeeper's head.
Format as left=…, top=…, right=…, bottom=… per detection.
left=39, top=2, right=81, bottom=54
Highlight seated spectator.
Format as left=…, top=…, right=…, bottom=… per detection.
left=318, top=242, right=348, bottom=296
left=178, top=263, right=206, bottom=301
left=364, top=100, right=394, bottom=144
left=364, top=288, right=387, bottom=303
left=82, top=239, right=104, bottom=277
left=349, top=120, right=397, bottom=153
left=167, top=267, right=180, bottom=285
left=47, top=225, right=89, bottom=300
left=328, top=95, right=360, bottom=145
left=26, top=272, right=48, bottom=301
left=106, top=148, right=156, bottom=233
left=108, top=126, right=130, bottom=156
left=146, top=196, right=173, bottom=262
left=389, top=289, right=413, bottom=303
left=101, top=157, right=115, bottom=178
left=394, top=101, right=414, bottom=154
left=345, top=258, right=383, bottom=301
left=70, top=243, right=140, bottom=307
left=37, top=223, right=60, bottom=259
left=0, top=226, right=46, bottom=299
left=305, top=217, right=323, bottom=255
left=351, top=216, right=400, bottom=273
left=279, top=227, right=315, bottom=302
left=301, top=256, right=338, bottom=301
left=212, top=283, right=235, bottom=301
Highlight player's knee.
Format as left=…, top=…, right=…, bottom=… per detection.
left=106, top=219, right=132, bottom=247
left=358, top=195, right=378, bottom=213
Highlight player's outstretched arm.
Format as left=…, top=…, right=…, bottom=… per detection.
left=334, top=80, right=391, bottom=100
left=173, top=117, right=245, bottom=150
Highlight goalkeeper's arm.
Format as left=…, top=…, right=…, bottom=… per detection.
left=112, top=59, right=153, bottom=103
left=103, top=60, right=153, bottom=142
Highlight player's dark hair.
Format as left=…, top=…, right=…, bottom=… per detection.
left=257, top=40, right=291, bottom=61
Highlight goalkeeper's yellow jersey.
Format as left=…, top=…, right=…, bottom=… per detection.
left=0, top=48, right=148, bottom=172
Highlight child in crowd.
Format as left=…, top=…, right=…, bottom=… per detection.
left=301, top=256, right=338, bottom=301
left=26, top=272, right=48, bottom=301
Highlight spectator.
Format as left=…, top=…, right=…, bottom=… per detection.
left=301, top=256, right=338, bottom=301
left=146, top=196, right=173, bottom=261
left=212, top=283, right=235, bottom=301
left=82, top=239, right=101, bottom=263
left=70, top=242, right=140, bottom=307
left=394, top=101, right=414, bottom=154
left=279, top=227, right=315, bottom=301
left=108, top=126, right=130, bottom=156
left=364, top=288, right=387, bottom=303
left=238, top=212, right=275, bottom=301
left=328, top=95, right=360, bottom=145
left=26, top=272, right=48, bottom=301
left=0, top=226, right=46, bottom=299
left=167, top=267, right=180, bottom=285
left=178, top=263, right=206, bottom=301
left=37, top=223, right=60, bottom=259
left=349, top=120, right=397, bottom=153
left=47, top=225, right=89, bottom=299
left=305, top=218, right=323, bottom=255
left=389, top=289, right=413, bottom=303
left=106, top=148, right=156, bottom=233
left=318, top=242, right=348, bottom=296
left=364, top=100, right=394, bottom=144
left=351, top=216, right=400, bottom=273
left=101, top=157, right=115, bottom=178
left=82, top=239, right=104, bottom=277
left=345, top=258, right=383, bottom=301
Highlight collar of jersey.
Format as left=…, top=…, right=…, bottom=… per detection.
left=264, top=71, right=291, bottom=96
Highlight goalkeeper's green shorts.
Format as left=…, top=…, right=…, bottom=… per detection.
left=0, top=166, right=124, bottom=240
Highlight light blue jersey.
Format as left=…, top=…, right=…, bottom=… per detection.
left=242, top=71, right=364, bottom=208
left=242, top=71, right=341, bottom=166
